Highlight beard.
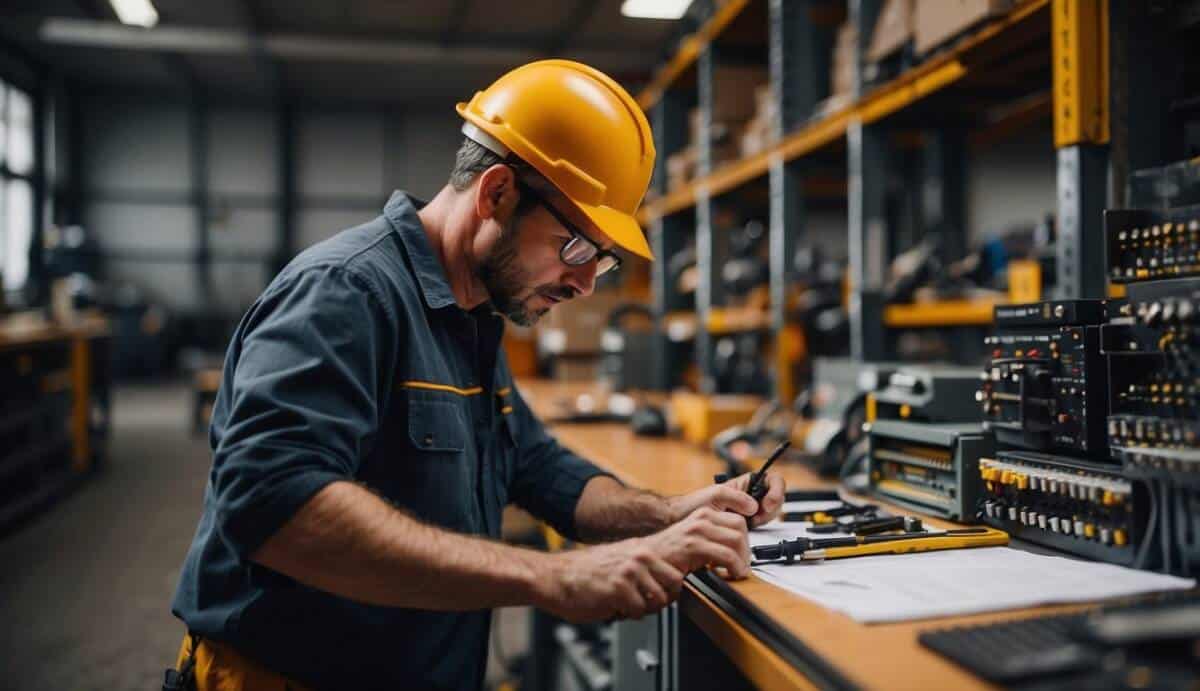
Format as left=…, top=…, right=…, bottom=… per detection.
left=476, top=217, right=574, bottom=326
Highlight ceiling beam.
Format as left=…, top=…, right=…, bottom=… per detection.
left=440, top=0, right=474, bottom=46
left=237, top=0, right=282, bottom=96
left=545, top=0, right=602, bottom=57
left=37, top=17, right=650, bottom=70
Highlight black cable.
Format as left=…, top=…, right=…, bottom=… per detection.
left=1134, top=476, right=1159, bottom=571
left=1161, top=479, right=1175, bottom=574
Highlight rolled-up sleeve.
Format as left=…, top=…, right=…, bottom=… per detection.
left=209, top=266, right=395, bottom=560
left=506, top=385, right=614, bottom=541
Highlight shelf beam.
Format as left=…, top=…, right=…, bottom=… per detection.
left=637, top=0, right=1052, bottom=226
left=635, top=0, right=753, bottom=110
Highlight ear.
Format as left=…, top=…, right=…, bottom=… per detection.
left=474, top=164, right=519, bottom=222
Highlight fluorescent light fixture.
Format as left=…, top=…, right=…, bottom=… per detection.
left=109, top=0, right=158, bottom=28
left=620, top=0, right=692, bottom=20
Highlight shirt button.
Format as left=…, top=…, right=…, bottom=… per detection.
left=423, top=434, right=434, bottom=446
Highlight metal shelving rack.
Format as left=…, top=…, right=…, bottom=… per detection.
left=638, top=0, right=1115, bottom=396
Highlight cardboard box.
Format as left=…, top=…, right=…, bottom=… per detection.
left=914, top=0, right=1011, bottom=56
left=667, top=146, right=697, bottom=192
left=831, top=21, right=858, bottom=95
left=537, top=290, right=628, bottom=356
left=739, top=117, right=771, bottom=158
left=754, top=84, right=776, bottom=121
left=553, top=358, right=600, bottom=382
left=867, top=0, right=915, bottom=62
left=712, top=65, right=769, bottom=123
left=670, top=391, right=765, bottom=446
left=688, top=108, right=746, bottom=150
left=668, top=146, right=697, bottom=180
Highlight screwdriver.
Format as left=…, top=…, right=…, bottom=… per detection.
left=751, top=527, right=1004, bottom=564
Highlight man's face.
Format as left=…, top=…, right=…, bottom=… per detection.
left=476, top=192, right=606, bottom=326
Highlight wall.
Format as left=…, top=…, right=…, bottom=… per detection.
left=967, top=123, right=1057, bottom=242
left=79, top=97, right=1055, bottom=318
left=80, top=98, right=463, bottom=316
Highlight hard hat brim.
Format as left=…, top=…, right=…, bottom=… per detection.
left=573, top=201, right=654, bottom=261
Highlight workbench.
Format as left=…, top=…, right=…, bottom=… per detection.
left=516, top=378, right=1114, bottom=691
left=0, top=312, right=111, bottom=530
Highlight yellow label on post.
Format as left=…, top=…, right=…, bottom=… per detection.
left=1053, top=0, right=1110, bottom=147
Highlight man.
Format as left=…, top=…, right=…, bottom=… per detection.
left=170, top=60, right=785, bottom=690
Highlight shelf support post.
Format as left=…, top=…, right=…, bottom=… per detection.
left=1052, top=0, right=1109, bottom=300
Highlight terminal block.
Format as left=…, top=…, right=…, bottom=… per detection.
left=978, top=451, right=1151, bottom=567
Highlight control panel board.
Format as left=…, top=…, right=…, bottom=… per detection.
left=978, top=300, right=1110, bottom=458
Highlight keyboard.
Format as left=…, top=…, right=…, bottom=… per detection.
left=919, top=590, right=1200, bottom=688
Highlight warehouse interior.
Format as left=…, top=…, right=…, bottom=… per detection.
left=1, top=1, right=1199, bottom=689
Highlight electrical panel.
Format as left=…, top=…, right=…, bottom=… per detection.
left=1106, top=207, right=1200, bottom=284
left=978, top=301, right=1111, bottom=458
left=867, top=420, right=992, bottom=521
left=1102, top=279, right=1200, bottom=452
left=872, top=365, right=983, bottom=424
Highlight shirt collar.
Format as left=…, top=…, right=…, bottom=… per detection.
left=384, top=190, right=459, bottom=310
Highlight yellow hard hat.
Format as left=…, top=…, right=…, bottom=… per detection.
left=457, top=59, right=656, bottom=260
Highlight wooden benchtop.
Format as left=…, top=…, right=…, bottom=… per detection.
left=0, top=312, right=110, bottom=351
left=517, top=378, right=1109, bottom=691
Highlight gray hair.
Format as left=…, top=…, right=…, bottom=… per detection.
left=448, top=137, right=562, bottom=210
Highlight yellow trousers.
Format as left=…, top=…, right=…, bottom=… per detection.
left=176, top=635, right=314, bottom=691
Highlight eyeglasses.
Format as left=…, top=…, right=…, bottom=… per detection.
left=516, top=181, right=622, bottom=277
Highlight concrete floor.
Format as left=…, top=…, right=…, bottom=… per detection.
left=0, top=381, right=528, bottom=690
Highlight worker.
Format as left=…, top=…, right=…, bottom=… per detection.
left=167, top=60, right=785, bottom=691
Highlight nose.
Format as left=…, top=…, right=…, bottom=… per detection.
left=563, top=260, right=597, bottom=298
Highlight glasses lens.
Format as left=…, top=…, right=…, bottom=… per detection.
left=561, top=236, right=597, bottom=265
left=595, top=255, right=619, bottom=276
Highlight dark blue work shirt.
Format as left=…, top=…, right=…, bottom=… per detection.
left=172, top=192, right=610, bottom=690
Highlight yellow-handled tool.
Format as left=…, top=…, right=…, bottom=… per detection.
left=752, top=527, right=1009, bottom=564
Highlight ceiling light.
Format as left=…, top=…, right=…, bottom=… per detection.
left=620, top=0, right=692, bottom=20
left=109, top=0, right=158, bottom=28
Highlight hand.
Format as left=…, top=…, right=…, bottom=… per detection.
left=536, top=538, right=685, bottom=623
left=536, top=507, right=751, bottom=622
left=666, top=471, right=786, bottom=529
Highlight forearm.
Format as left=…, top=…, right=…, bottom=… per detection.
left=251, top=480, right=550, bottom=610
left=573, top=475, right=677, bottom=542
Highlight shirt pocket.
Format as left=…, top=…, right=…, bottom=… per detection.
left=400, top=396, right=477, bottom=530
left=408, top=398, right=467, bottom=453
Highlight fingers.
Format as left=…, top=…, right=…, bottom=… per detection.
left=630, top=559, right=669, bottom=609
left=750, top=472, right=787, bottom=528
left=613, top=580, right=649, bottom=620
left=682, top=509, right=751, bottom=578
left=723, top=472, right=752, bottom=492
left=644, top=554, right=685, bottom=602
left=709, top=484, right=759, bottom=517
left=688, top=539, right=751, bottom=579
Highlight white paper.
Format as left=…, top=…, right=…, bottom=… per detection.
left=752, top=546, right=1195, bottom=623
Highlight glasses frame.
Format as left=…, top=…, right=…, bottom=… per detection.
left=514, top=179, right=622, bottom=277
